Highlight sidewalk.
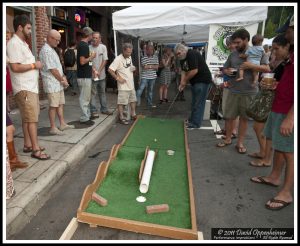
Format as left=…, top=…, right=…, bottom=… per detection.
left=6, top=90, right=118, bottom=237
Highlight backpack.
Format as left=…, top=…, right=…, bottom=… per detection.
left=64, top=48, right=76, bottom=67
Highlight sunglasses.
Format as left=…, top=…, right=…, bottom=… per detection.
left=123, top=58, right=132, bottom=68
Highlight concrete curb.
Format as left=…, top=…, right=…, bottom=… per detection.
left=6, top=113, right=118, bottom=237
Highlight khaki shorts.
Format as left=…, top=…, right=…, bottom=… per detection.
left=118, top=90, right=137, bottom=105
left=15, top=90, right=40, bottom=123
left=223, top=90, right=255, bottom=119
left=47, top=90, right=65, bottom=107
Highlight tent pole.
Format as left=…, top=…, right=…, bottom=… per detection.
left=114, top=30, right=118, bottom=55
left=137, top=38, right=141, bottom=82
left=261, top=20, right=266, bottom=36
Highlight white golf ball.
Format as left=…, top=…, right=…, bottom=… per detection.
left=154, top=139, right=157, bottom=142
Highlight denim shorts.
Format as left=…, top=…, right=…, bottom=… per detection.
left=263, top=112, right=294, bottom=153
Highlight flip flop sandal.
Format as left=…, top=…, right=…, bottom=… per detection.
left=23, top=146, right=45, bottom=153
left=250, top=176, right=279, bottom=187
left=215, top=129, right=226, bottom=135
left=221, top=134, right=237, bottom=140
left=247, top=152, right=263, bottom=159
left=235, top=145, right=247, bottom=154
left=216, top=140, right=232, bottom=147
left=31, top=149, right=51, bottom=160
left=265, top=198, right=292, bottom=210
left=249, top=160, right=271, bottom=167
left=118, top=118, right=129, bottom=125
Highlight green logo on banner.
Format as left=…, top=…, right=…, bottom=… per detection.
left=212, top=26, right=241, bottom=61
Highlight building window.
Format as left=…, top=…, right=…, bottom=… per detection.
left=54, top=7, right=66, bottom=20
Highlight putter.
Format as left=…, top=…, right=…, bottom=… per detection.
left=160, top=90, right=181, bottom=122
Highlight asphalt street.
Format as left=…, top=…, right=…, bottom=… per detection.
left=10, top=82, right=294, bottom=241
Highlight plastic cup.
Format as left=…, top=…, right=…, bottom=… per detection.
left=263, top=73, right=275, bottom=86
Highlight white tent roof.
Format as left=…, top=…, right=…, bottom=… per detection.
left=113, top=6, right=268, bottom=44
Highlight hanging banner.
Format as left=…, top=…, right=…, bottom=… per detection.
left=206, top=23, right=259, bottom=67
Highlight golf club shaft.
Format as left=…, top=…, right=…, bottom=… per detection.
left=163, top=90, right=181, bottom=119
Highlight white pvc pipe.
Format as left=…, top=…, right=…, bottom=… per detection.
left=139, top=150, right=156, bottom=193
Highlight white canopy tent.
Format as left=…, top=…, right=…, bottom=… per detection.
left=112, top=5, right=268, bottom=46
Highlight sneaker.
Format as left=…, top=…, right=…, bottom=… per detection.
left=58, top=124, right=75, bottom=131
left=49, top=128, right=65, bottom=135
left=185, top=123, right=200, bottom=130
left=90, top=113, right=100, bottom=120
left=101, top=111, right=113, bottom=115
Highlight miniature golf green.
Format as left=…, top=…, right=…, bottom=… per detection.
left=85, top=117, right=192, bottom=229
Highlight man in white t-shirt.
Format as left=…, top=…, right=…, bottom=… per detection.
left=108, top=43, right=137, bottom=125
left=7, top=14, right=50, bottom=160
left=89, top=32, right=112, bottom=118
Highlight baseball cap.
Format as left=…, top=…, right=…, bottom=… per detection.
left=276, top=15, right=294, bottom=33
left=82, top=26, right=93, bottom=36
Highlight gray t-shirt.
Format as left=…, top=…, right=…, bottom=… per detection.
left=224, top=50, right=269, bottom=95
left=89, top=43, right=108, bottom=80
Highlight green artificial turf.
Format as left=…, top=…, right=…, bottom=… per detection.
left=85, top=117, right=192, bottom=229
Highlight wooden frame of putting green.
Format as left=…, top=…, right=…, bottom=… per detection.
left=77, top=115, right=198, bottom=240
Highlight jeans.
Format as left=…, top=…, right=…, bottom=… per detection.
left=189, top=82, right=210, bottom=128
left=66, top=70, right=78, bottom=93
left=90, top=79, right=108, bottom=113
left=77, top=78, right=92, bottom=122
left=136, top=78, right=156, bottom=106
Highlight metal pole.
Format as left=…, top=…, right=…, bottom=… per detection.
left=113, top=29, right=118, bottom=55
left=261, top=20, right=266, bottom=36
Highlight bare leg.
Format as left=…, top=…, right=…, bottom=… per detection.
left=236, top=117, right=248, bottom=148
left=224, top=118, right=234, bottom=143
left=251, top=150, right=284, bottom=186
left=249, top=121, right=266, bottom=158
left=23, top=122, right=32, bottom=148
left=159, top=85, right=164, bottom=100
left=266, top=151, right=293, bottom=208
left=236, top=69, right=244, bottom=81
left=118, top=104, right=124, bottom=119
left=27, top=122, right=40, bottom=151
left=233, top=117, right=239, bottom=135
left=130, top=102, right=136, bottom=117
left=250, top=138, right=273, bottom=166
left=57, top=104, right=67, bottom=127
left=253, top=71, right=259, bottom=83
left=49, top=107, right=57, bottom=130
left=6, top=125, right=15, bottom=142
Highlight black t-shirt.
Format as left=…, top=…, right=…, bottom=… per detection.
left=180, top=49, right=212, bottom=85
left=77, top=41, right=92, bottom=78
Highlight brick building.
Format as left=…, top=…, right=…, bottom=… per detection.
left=6, top=5, right=121, bottom=110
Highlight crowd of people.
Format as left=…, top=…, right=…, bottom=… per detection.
left=6, top=13, right=294, bottom=213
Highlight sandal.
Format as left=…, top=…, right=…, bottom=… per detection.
left=31, top=149, right=51, bottom=160
left=215, top=129, right=226, bottom=135
left=23, top=146, right=45, bottom=153
left=118, top=118, right=129, bottom=125
left=216, top=140, right=232, bottom=147
left=248, top=152, right=263, bottom=159
left=235, top=145, right=247, bottom=154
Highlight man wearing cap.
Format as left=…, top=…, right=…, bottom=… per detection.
left=77, top=26, right=96, bottom=124
left=251, top=14, right=294, bottom=211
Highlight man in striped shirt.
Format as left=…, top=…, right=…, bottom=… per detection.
left=136, top=44, right=159, bottom=108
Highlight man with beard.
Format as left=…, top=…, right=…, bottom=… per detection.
left=217, top=29, right=270, bottom=154
left=7, top=14, right=50, bottom=160
left=175, top=43, right=212, bottom=129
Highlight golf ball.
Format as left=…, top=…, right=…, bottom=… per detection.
left=154, top=139, right=157, bottom=142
